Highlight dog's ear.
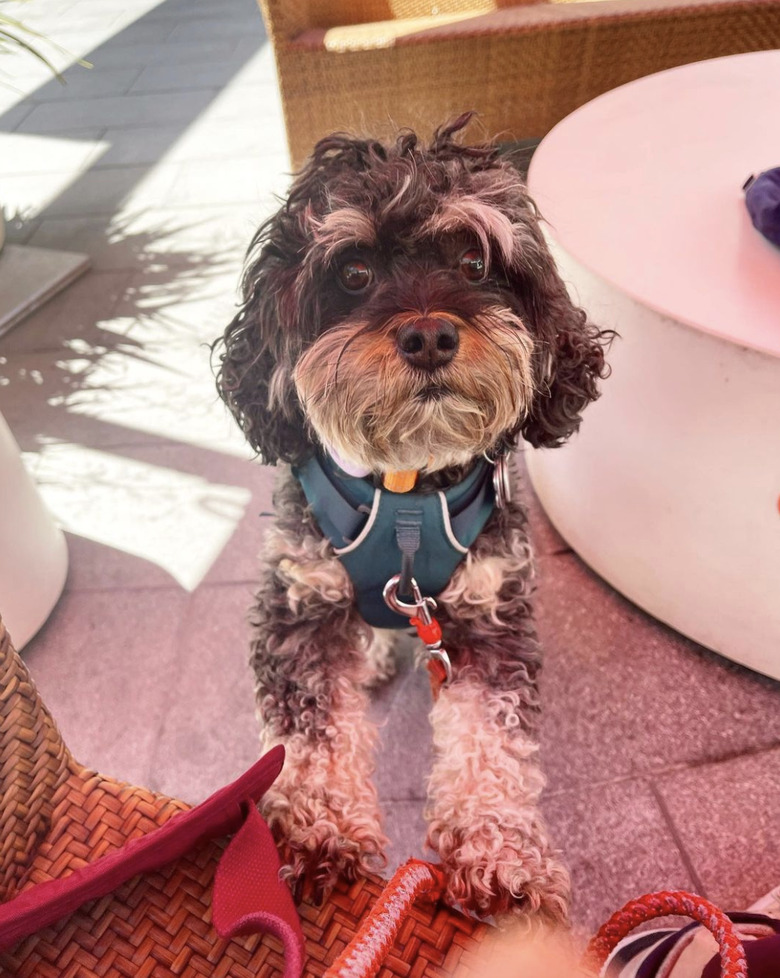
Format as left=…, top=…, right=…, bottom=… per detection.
left=214, top=133, right=383, bottom=465
left=514, top=220, right=613, bottom=449
left=213, top=212, right=310, bottom=465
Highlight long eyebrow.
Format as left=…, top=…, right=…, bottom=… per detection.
left=422, top=198, right=516, bottom=268
left=309, top=207, right=377, bottom=264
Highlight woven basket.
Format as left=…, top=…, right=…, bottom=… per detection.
left=0, top=615, right=488, bottom=977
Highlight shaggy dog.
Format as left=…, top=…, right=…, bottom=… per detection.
left=214, top=114, right=610, bottom=924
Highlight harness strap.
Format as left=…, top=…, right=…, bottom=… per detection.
left=394, top=509, right=423, bottom=599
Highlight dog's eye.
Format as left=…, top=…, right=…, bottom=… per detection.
left=338, top=259, right=372, bottom=293
left=459, top=248, right=486, bottom=282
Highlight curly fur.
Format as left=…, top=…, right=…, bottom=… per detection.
left=426, top=680, right=570, bottom=924
left=261, top=683, right=387, bottom=901
left=214, top=112, right=612, bottom=467
left=213, top=113, right=611, bottom=922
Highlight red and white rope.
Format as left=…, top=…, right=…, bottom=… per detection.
left=323, top=860, right=446, bottom=978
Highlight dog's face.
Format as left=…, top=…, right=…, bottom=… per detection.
left=216, top=115, right=610, bottom=472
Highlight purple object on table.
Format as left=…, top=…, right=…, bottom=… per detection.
left=744, top=167, right=780, bottom=247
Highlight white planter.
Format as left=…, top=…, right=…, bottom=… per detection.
left=526, top=52, right=780, bottom=680
left=0, top=413, right=68, bottom=649
left=526, top=251, right=780, bottom=679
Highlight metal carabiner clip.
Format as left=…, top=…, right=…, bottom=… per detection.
left=383, top=575, right=453, bottom=687
left=383, top=575, right=435, bottom=622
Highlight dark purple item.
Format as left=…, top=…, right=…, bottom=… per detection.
left=744, top=167, right=780, bottom=247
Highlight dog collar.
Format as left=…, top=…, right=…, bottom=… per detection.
left=292, top=453, right=497, bottom=628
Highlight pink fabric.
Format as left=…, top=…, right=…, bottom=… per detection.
left=0, top=746, right=303, bottom=978
left=214, top=802, right=304, bottom=977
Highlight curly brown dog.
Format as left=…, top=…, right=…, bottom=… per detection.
left=213, top=113, right=611, bottom=925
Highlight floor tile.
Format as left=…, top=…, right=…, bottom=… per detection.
left=542, top=778, right=695, bottom=933
left=536, top=553, right=780, bottom=792
left=0, top=329, right=249, bottom=456
left=23, top=440, right=264, bottom=592
left=75, top=39, right=245, bottom=71
left=129, top=60, right=263, bottom=95
left=205, top=82, right=285, bottom=126
left=166, top=13, right=264, bottom=43
left=655, top=748, right=780, bottom=911
left=26, top=206, right=258, bottom=273
left=372, top=653, right=433, bottom=803
left=146, top=583, right=262, bottom=801
left=112, top=266, right=243, bottom=340
left=161, top=157, right=287, bottom=209
left=0, top=129, right=106, bottom=177
left=94, top=121, right=274, bottom=166
left=0, top=101, right=35, bottom=132
left=383, top=800, right=429, bottom=874
left=0, top=269, right=131, bottom=353
left=87, top=126, right=190, bottom=167
left=39, top=163, right=180, bottom=218
left=18, top=90, right=224, bottom=133
left=20, top=586, right=190, bottom=789
left=26, top=65, right=142, bottom=101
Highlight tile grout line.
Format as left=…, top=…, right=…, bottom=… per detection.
left=649, top=780, right=708, bottom=898
left=59, top=578, right=262, bottom=596
left=544, top=740, right=780, bottom=800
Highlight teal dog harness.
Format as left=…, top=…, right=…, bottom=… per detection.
left=293, top=453, right=497, bottom=628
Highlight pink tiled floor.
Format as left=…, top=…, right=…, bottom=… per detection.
left=1, top=0, right=778, bottom=939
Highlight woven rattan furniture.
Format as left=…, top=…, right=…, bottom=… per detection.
left=0, top=614, right=488, bottom=977
left=259, top=0, right=780, bottom=168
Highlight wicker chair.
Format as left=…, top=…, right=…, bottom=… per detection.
left=259, top=0, right=780, bottom=168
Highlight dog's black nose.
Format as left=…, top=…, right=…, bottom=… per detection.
left=396, top=318, right=459, bottom=371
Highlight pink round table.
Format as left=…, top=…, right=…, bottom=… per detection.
left=526, top=51, right=780, bottom=679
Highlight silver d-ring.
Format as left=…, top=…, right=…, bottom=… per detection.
left=493, top=454, right=512, bottom=509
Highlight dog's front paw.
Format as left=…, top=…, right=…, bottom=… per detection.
left=262, top=768, right=387, bottom=903
left=429, top=820, right=570, bottom=925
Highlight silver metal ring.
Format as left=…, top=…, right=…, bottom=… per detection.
left=493, top=454, right=512, bottom=509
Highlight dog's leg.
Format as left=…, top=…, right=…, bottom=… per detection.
left=424, top=519, right=570, bottom=925
left=252, top=473, right=387, bottom=900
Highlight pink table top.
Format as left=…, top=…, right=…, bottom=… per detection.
left=527, top=51, right=780, bottom=359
